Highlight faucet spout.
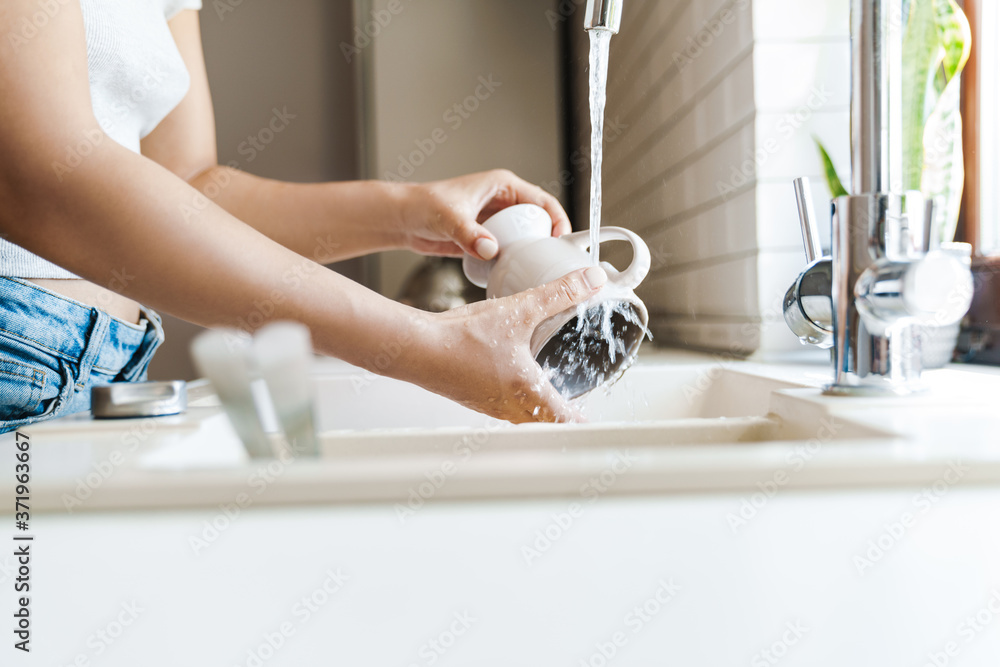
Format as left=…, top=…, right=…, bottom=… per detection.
left=585, top=0, right=623, bottom=33
left=782, top=0, right=974, bottom=395
left=851, top=0, right=904, bottom=195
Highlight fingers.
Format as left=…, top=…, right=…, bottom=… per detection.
left=485, top=170, right=573, bottom=238
left=538, top=194, right=573, bottom=238
left=437, top=170, right=572, bottom=260
left=528, top=381, right=586, bottom=424
left=517, top=266, right=608, bottom=328
left=526, top=186, right=573, bottom=238
left=506, top=364, right=584, bottom=425
left=409, top=239, right=465, bottom=258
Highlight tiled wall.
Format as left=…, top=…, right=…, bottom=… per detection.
left=586, top=0, right=851, bottom=356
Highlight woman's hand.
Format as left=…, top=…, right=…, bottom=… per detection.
left=404, top=265, right=608, bottom=424
left=399, top=169, right=573, bottom=261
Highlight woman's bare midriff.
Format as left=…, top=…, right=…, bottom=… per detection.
left=27, top=279, right=142, bottom=325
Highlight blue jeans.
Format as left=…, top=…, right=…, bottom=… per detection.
left=0, top=278, right=164, bottom=433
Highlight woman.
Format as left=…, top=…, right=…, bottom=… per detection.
left=0, top=0, right=607, bottom=432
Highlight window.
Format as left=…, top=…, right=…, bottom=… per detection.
left=977, top=0, right=999, bottom=255
left=957, top=0, right=1000, bottom=365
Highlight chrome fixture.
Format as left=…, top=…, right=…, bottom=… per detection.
left=584, top=0, right=622, bottom=33
left=783, top=178, right=833, bottom=350
left=397, top=257, right=485, bottom=313
left=784, top=0, right=974, bottom=395
left=91, top=381, right=187, bottom=419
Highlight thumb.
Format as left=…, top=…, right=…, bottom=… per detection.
left=522, top=266, right=608, bottom=326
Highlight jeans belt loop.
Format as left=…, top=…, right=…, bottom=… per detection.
left=120, top=307, right=165, bottom=382
left=76, top=309, right=111, bottom=388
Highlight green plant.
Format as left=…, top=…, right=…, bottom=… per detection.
left=816, top=0, right=971, bottom=244
left=815, top=140, right=849, bottom=198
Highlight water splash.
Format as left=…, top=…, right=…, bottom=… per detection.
left=539, top=300, right=651, bottom=401
left=588, top=29, right=612, bottom=266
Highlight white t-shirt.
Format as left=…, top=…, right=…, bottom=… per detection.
left=0, top=0, right=203, bottom=279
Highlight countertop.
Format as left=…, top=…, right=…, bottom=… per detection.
left=2, top=350, right=999, bottom=513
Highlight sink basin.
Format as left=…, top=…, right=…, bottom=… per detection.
left=303, top=356, right=882, bottom=453
left=309, top=358, right=805, bottom=431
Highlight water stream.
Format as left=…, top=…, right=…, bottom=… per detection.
left=588, top=29, right=613, bottom=266
left=535, top=29, right=653, bottom=405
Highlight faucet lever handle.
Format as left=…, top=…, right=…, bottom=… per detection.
left=793, top=177, right=823, bottom=263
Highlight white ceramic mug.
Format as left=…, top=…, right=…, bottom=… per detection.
left=463, top=204, right=651, bottom=398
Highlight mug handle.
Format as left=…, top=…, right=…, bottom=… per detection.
left=564, top=227, right=651, bottom=291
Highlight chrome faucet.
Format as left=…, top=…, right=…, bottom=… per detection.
left=784, top=0, right=974, bottom=395
left=584, top=0, right=622, bottom=33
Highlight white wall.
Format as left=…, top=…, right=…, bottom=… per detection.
left=583, top=0, right=850, bottom=356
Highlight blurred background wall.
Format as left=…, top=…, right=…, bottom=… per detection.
left=149, top=0, right=362, bottom=381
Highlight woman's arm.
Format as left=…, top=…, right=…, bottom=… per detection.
left=0, top=2, right=405, bottom=356
left=140, top=11, right=571, bottom=263
left=0, top=0, right=602, bottom=423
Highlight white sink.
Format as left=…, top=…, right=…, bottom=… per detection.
left=303, top=355, right=886, bottom=457
left=311, top=362, right=798, bottom=430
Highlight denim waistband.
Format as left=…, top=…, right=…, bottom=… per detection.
left=0, top=278, right=160, bottom=376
